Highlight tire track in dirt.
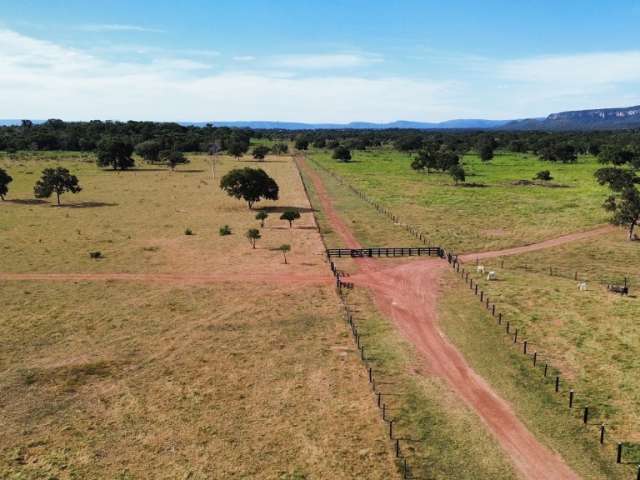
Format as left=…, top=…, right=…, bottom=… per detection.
left=458, top=225, right=615, bottom=263
left=296, top=155, right=580, bottom=480
left=0, top=272, right=331, bottom=286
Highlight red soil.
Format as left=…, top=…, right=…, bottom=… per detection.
left=296, top=155, right=580, bottom=480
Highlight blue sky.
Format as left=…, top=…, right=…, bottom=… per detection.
left=2, top=0, right=640, bottom=122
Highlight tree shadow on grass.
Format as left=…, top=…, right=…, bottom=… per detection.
left=3, top=198, right=49, bottom=205
left=55, top=201, right=119, bottom=208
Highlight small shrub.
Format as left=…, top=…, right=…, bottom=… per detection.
left=219, top=225, right=232, bottom=236
left=184, top=228, right=193, bottom=235
left=89, top=251, right=102, bottom=259
left=535, top=170, right=553, bottom=181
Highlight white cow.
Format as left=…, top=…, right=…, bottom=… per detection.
left=477, top=265, right=486, bottom=274
left=577, top=282, right=588, bottom=291
left=486, top=271, right=497, bottom=281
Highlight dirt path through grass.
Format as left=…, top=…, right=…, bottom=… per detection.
left=297, top=154, right=580, bottom=480
left=458, top=225, right=615, bottom=262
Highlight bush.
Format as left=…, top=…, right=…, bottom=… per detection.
left=534, top=170, right=553, bottom=181
left=184, top=228, right=194, bottom=235
left=89, top=251, right=102, bottom=259
left=219, top=225, right=232, bottom=236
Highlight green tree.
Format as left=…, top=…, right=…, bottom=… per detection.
left=160, top=150, right=189, bottom=170
left=278, top=244, right=291, bottom=264
left=332, top=145, right=352, bottom=162
left=478, top=144, right=494, bottom=162
left=280, top=209, right=301, bottom=228
left=603, top=187, right=640, bottom=240
left=255, top=211, right=269, bottom=227
left=252, top=145, right=270, bottom=161
left=227, top=141, right=248, bottom=160
left=33, top=167, right=82, bottom=205
left=448, top=164, right=466, bottom=184
left=0, top=168, right=13, bottom=200
left=294, top=138, right=309, bottom=150
left=246, top=228, right=261, bottom=248
left=134, top=140, right=162, bottom=163
left=596, top=161, right=640, bottom=240
left=219, top=167, right=279, bottom=209
left=97, top=137, right=135, bottom=170
left=271, top=143, right=289, bottom=155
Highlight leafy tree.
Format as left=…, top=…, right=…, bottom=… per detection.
left=477, top=135, right=497, bottom=162
left=448, top=164, right=466, bottom=184
left=312, top=138, right=326, bottom=148
left=478, top=144, right=494, bottom=162
left=252, top=145, right=270, bottom=161
left=227, top=141, right=248, bottom=160
left=0, top=168, right=13, bottom=200
left=160, top=150, right=189, bottom=170
left=280, top=209, right=301, bottom=227
left=596, top=153, right=640, bottom=239
left=278, top=244, right=291, bottom=264
left=97, top=137, right=135, bottom=170
left=271, top=143, right=289, bottom=155
left=534, top=170, right=553, bottom=181
left=538, top=143, right=577, bottom=163
left=256, top=211, right=268, bottom=227
left=294, top=138, right=309, bottom=150
left=599, top=146, right=636, bottom=166
left=603, top=187, right=640, bottom=240
left=395, top=135, right=423, bottom=152
left=436, top=150, right=460, bottom=172
left=219, top=167, right=279, bottom=209
left=411, top=150, right=437, bottom=173
left=33, top=167, right=82, bottom=205
left=135, top=140, right=162, bottom=163
left=595, top=167, right=637, bottom=191
left=246, top=228, right=261, bottom=248
left=332, top=145, right=352, bottom=162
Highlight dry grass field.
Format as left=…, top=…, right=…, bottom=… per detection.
left=0, top=152, right=398, bottom=479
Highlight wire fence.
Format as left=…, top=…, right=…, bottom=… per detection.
left=305, top=156, right=640, bottom=478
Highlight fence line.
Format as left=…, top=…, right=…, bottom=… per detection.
left=307, top=156, right=639, bottom=477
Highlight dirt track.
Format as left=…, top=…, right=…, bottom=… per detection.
left=296, top=155, right=580, bottom=480
left=0, top=272, right=330, bottom=286
left=459, top=225, right=615, bottom=262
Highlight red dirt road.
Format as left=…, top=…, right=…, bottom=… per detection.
left=458, top=225, right=615, bottom=263
left=0, top=271, right=330, bottom=286
left=296, top=155, right=580, bottom=480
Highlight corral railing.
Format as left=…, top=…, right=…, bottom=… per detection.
left=326, top=246, right=443, bottom=258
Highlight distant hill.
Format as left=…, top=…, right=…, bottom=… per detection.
left=187, top=119, right=511, bottom=130
left=504, top=105, right=640, bottom=131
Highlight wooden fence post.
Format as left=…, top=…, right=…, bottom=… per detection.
left=569, top=389, right=574, bottom=408
left=617, top=443, right=623, bottom=464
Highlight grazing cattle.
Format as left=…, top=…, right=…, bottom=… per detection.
left=607, top=284, right=629, bottom=296
left=477, top=265, right=486, bottom=274
left=577, top=282, right=588, bottom=291
left=487, top=271, right=497, bottom=281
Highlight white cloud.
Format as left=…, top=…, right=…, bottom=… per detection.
left=2, top=28, right=640, bottom=122
left=77, top=24, right=164, bottom=33
left=271, top=53, right=383, bottom=69
left=0, top=29, right=457, bottom=122
left=233, top=55, right=256, bottom=62
left=498, top=51, right=640, bottom=85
